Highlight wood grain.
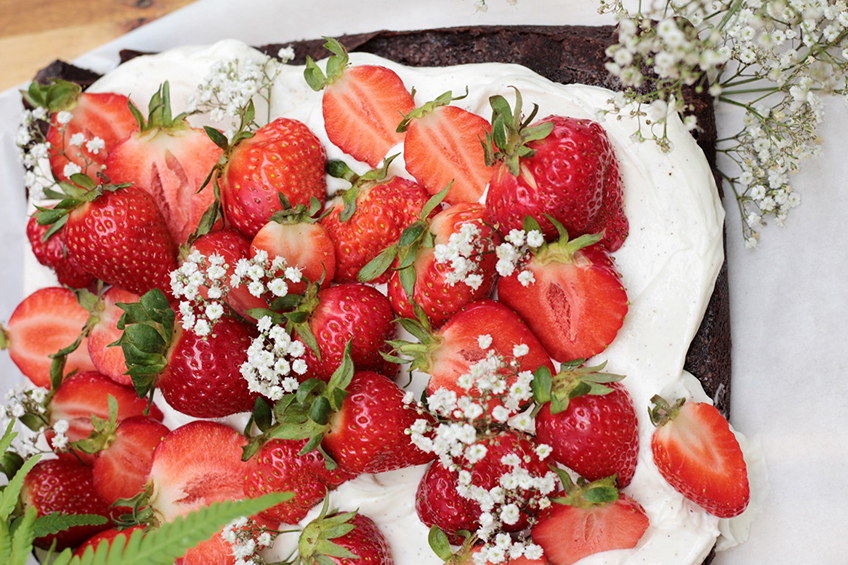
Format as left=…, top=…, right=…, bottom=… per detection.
left=0, top=0, right=196, bottom=91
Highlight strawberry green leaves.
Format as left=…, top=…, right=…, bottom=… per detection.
left=483, top=87, right=553, bottom=176
left=531, top=361, right=624, bottom=415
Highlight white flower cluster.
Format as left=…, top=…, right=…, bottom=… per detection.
left=195, top=53, right=288, bottom=131
left=495, top=228, right=543, bottom=286
left=170, top=249, right=302, bottom=337
left=240, top=316, right=308, bottom=401
left=472, top=536, right=545, bottom=565
left=433, top=221, right=493, bottom=290
left=15, top=107, right=75, bottom=200
left=222, top=516, right=275, bottom=565
left=0, top=385, right=65, bottom=456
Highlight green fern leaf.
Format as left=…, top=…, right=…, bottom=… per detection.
left=9, top=507, right=37, bottom=565
left=0, top=519, right=12, bottom=565
left=0, top=453, right=41, bottom=521
left=33, top=512, right=108, bottom=538
left=52, top=492, right=288, bottom=565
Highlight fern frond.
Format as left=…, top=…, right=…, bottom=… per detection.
left=33, top=512, right=108, bottom=538
left=9, top=507, right=37, bottom=565
left=0, top=453, right=41, bottom=521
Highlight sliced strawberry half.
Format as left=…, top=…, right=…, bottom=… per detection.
left=87, top=286, right=140, bottom=386
left=305, top=37, right=414, bottom=167
left=1, top=286, right=96, bottom=388
left=650, top=396, right=750, bottom=518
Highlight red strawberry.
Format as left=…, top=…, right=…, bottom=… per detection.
left=26, top=213, right=95, bottom=288
left=87, top=415, right=170, bottom=505
left=531, top=477, right=649, bottom=565
left=650, top=396, right=750, bottom=518
left=323, top=370, right=435, bottom=474
left=483, top=92, right=628, bottom=250
left=222, top=117, right=327, bottom=238
left=392, top=299, right=554, bottom=418
left=294, top=283, right=396, bottom=382
left=87, top=286, right=140, bottom=386
left=116, top=289, right=258, bottom=418
left=47, top=178, right=178, bottom=299
left=460, top=547, right=547, bottom=565
left=535, top=375, right=639, bottom=487
left=1, top=286, right=96, bottom=388
left=320, top=160, right=432, bottom=284
left=399, top=93, right=494, bottom=204
left=20, top=80, right=137, bottom=181
left=73, top=526, right=145, bottom=559
left=243, top=438, right=356, bottom=525
left=48, top=370, right=164, bottom=462
left=292, top=507, right=393, bottom=565
left=305, top=37, right=414, bottom=167
left=416, top=431, right=550, bottom=543
left=189, top=229, right=267, bottom=320
left=380, top=202, right=498, bottom=327
left=105, top=83, right=221, bottom=245
left=251, top=197, right=336, bottom=294
left=497, top=222, right=627, bottom=363
left=21, top=458, right=114, bottom=550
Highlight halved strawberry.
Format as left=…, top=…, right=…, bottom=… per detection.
left=21, top=458, right=114, bottom=550
left=650, top=396, right=750, bottom=518
left=87, top=286, right=140, bottom=386
left=497, top=221, right=627, bottom=362
left=305, top=37, right=414, bottom=167
left=105, top=83, right=221, bottom=245
left=399, top=92, right=494, bottom=204
left=222, top=117, right=327, bottom=238
left=1, top=286, right=96, bottom=388
left=531, top=476, right=649, bottom=565
left=22, top=80, right=137, bottom=182
left=26, top=213, right=95, bottom=289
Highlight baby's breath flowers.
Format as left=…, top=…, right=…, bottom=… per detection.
left=241, top=316, right=308, bottom=401
left=0, top=384, right=67, bottom=456
left=494, top=227, right=544, bottom=286
left=432, top=219, right=498, bottom=290
left=598, top=0, right=848, bottom=245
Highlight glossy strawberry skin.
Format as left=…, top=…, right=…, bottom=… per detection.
left=531, top=493, right=649, bottom=565
left=323, top=65, right=414, bottom=167
left=73, top=526, right=145, bottom=559
left=105, top=127, right=221, bottom=245
left=243, top=438, right=356, bottom=525
left=47, top=92, right=137, bottom=181
left=223, top=118, right=327, bottom=238
left=250, top=221, right=336, bottom=294
left=65, top=187, right=178, bottom=299
left=320, top=513, right=394, bottom=565
left=497, top=244, right=627, bottom=363
left=387, top=202, right=498, bottom=327
left=26, top=215, right=95, bottom=288
left=4, top=286, right=97, bottom=388
left=87, top=286, right=140, bottom=386
left=320, top=176, right=431, bottom=284
left=323, top=371, right=435, bottom=475
left=160, top=316, right=258, bottom=418
left=651, top=400, right=750, bottom=518
left=298, top=284, right=396, bottom=382
left=536, top=382, right=639, bottom=487
left=22, top=458, right=114, bottom=550
left=403, top=105, right=494, bottom=204
left=486, top=116, right=627, bottom=250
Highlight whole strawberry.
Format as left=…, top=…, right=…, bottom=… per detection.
left=26, top=213, right=94, bottom=288
left=21, top=458, right=114, bottom=550
left=222, top=117, right=327, bottom=238
left=483, top=90, right=628, bottom=250
left=297, top=504, right=394, bottom=565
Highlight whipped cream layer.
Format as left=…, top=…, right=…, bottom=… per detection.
left=68, top=39, right=751, bottom=565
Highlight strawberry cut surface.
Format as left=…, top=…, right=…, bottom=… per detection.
left=87, top=286, right=140, bottom=386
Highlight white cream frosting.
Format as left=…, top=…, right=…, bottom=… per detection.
left=24, top=38, right=763, bottom=564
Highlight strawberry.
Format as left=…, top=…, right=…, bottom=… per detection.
left=391, top=299, right=554, bottom=418
left=361, top=201, right=498, bottom=328
left=295, top=504, right=393, bottom=565
left=460, top=547, right=547, bottom=565
left=21, top=458, right=114, bottom=550
left=116, top=289, right=258, bottom=418
left=36, top=175, right=178, bottom=299
left=483, top=91, right=628, bottom=250
left=26, top=213, right=95, bottom=288
left=87, top=286, right=140, bottom=386
left=497, top=219, right=627, bottom=362
left=1, top=287, right=96, bottom=388
left=48, top=370, right=164, bottom=463
left=73, top=526, right=145, bottom=559
left=243, top=438, right=355, bottom=525
left=190, top=228, right=268, bottom=320
left=292, top=283, right=396, bottom=382
left=222, top=117, right=327, bottom=238
left=305, top=37, right=414, bottom=167
left=320, top=159, right=432, bottom=284
left=650, top=396, right=750, bottom=518
left=22, top=80, right=136, bottom=182
left=104, top=82, right=221, bottom=245
left=398, top=91, right=494, bottom=204
left=251, top=196, right=336, bottom=294
left=531, top=475, right=649, bottom=565
left=534, top=367, right=638, bottom=487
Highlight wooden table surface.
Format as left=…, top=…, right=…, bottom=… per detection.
left=0, top=0, right=196, bottom=91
